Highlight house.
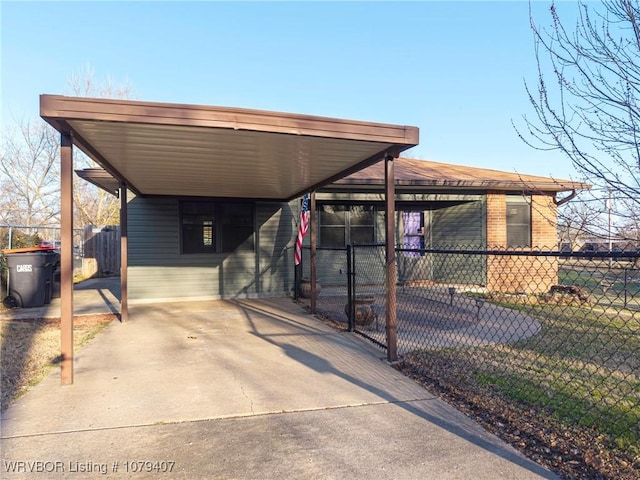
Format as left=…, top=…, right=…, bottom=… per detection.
left=42, top=95, right=592, bottom=380
left=308, top=157, right=590, bottom=294
left=79, top=157, right=589, bottom=301
left=43, top=98, right=591, bottom=304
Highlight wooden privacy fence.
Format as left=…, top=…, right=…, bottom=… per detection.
left=83, top=225, right=120, bottom=277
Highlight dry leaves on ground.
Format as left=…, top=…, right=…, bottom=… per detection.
left=1, top=314, right=116, bottom=410
left=395, top=354, right=640, bottom=480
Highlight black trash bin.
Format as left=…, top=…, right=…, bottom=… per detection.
left=5, top=251, right=58, bottom=308
left=44, top=250, right=60, bottom=303
left=51, top=257, right=61, bottom=300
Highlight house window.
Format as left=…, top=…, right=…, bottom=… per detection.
left=506, top=197, right=531, bottom=247
left=181, top=201, right=254, bottom=254
left=402, top=211, right=425, bottom=257
left=221, top=203, right=254, bottom=252
left=319, top=205, right=375, bottom=247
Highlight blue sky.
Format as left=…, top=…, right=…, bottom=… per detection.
left=1, top=1, right=583, bottom=181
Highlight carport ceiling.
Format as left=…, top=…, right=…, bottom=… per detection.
left=40, top=95, right=419, bottom=201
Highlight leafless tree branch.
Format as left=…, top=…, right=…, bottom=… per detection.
left=515, top=0, right=640, bottom=246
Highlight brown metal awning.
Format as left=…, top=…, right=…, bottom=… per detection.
left=75, top=168, right=121, bottom=196
left=41, top=95, right=419, bottom=200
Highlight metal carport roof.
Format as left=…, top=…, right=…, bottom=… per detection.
left=40, top=95, right=419, bottom=200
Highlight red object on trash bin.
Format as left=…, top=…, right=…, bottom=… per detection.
left=1, top=246, right=56, bottom=254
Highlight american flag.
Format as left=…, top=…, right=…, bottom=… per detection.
left=294, top=193, right=310, bottom=265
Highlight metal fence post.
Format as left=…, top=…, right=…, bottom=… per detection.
left=347, top=244, right=354, bottom=332
left=624, top=267, right=628, bottom=308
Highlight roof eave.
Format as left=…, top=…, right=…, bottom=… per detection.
left=323, top=179, right=591, bottom=194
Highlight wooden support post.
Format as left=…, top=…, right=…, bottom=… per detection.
left=120, top=183, right=128, bottom=322
left=385, top=154, right=398, bottom=362
left=310, top=191, right=317, bottom=314
left=60, top=133, right=74, bottom=385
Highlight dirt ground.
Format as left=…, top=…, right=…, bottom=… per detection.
left=0, top=313, right=117, bottom=410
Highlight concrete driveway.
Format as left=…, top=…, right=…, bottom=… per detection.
left=1, top=294, right=557, bottom=479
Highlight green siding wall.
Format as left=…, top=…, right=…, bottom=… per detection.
left=127, top=197, right=295, bottom=302
left=257, top=202, right=296, bottom=294
left=126, top=196, right=488, bottom=302
left=430, top=201, right=486, bottom=284
left=301, top=202, right=487, bottom=288
left=431, top=201, right=484, bottom=248
left=299, top=248, right=349, bottom=287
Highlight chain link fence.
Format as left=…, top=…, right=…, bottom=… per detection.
left=297, top=244, right=639, bottom=478
left=1, top=225, right=85, bottom=298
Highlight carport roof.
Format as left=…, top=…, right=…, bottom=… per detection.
left=40, top=95, right=419, bottom=201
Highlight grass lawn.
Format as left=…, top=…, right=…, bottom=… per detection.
left=559, top=261, right=640, bottom=311
left=397, top=297, right=640, bottom=480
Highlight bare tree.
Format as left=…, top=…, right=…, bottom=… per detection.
left=0, top=116, right=115, bottom=229
left=0, top=119, right=59, bottom=226
left=1, top=66, right=133, bottom=229
left=517, top=0, right=640, bottom=237
left=557, top=196, right=608, bottom=248
left=68, top=63, right=133, bottom=103
left=66, top=64, right=134, bottom=227
left=616, top=199, right=640, bottom=243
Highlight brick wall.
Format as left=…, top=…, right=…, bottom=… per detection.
left=486, top=192, right=507, bottom=247
left=486, top=193, right=558, bottom=294
left=531, top=194, right=558, bottom=249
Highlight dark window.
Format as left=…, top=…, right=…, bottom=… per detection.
left=319, top=205, right=375, bottom=247
left=506, top=198, right=531, bottom=247
left=181, top=201, right=254, bottom=254
left=221, top=203, right=254, bottom=252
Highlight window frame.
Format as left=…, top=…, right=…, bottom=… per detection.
left=318, top=203, right=376, bottom=247
left=506, top=196, right=531, bottom=248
